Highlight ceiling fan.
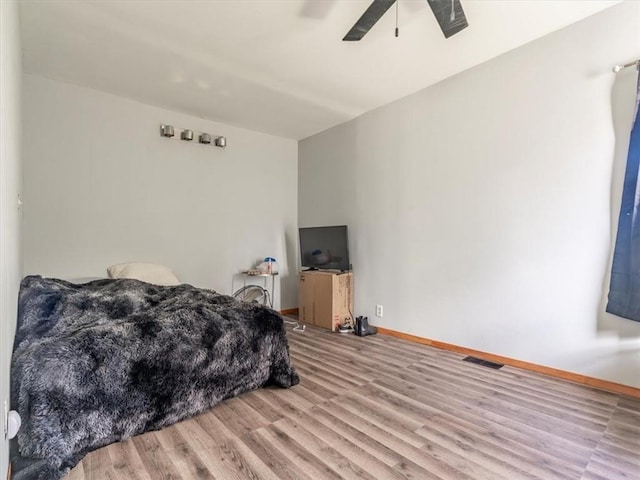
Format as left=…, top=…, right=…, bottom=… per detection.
left=343, top=0, right=468, bottom=41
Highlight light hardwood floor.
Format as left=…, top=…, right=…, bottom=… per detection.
left=64, top=322, right=640, bottom=480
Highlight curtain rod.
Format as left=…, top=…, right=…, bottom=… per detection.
left=613, top=59, right=639, bottom=73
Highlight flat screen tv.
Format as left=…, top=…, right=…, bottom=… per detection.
left=299, top=225, right=350, bottom=271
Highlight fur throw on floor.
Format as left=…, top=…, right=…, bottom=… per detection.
left=11, top=276, right=299, bottom=480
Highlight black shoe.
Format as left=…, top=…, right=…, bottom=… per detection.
left=338, top=323, right=353, bottom=333
left=354, top=316, right=377, bottom=336
left=360, top=316, right=377, bottom=336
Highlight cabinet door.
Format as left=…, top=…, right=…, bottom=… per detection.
left=298, top=274, right=314, bottom=324
left=313, top=275, right=335, bottom=330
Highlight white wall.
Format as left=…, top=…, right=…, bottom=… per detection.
left=23, top=75, right=298, bottom=309
left=299, top=1, right=640, bottom=387
left=0, top=0, right=23, bottom=475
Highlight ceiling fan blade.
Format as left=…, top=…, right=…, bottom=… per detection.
left=343, top=0, right=397, bottom=41
left=426, top=0, right=468, bottom=38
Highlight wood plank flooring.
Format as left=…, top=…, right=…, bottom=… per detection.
left=63, top=322, right=640, bottom=480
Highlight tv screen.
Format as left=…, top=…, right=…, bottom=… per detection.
left=299, top=225, right=350, bottom=271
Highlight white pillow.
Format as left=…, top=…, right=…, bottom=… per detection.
left=107, top=262, right=180, bottom=286
left=67, top=277, right=105, bottom=283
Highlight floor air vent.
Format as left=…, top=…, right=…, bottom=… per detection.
left=463, top=356, right=504, bottom=369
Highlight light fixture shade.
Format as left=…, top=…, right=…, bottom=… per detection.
left=181, top=129, right=194, bottom=141
left=214, top=136, right=227, bottom=148
left=199, top=133, right=212, bottom=144
left=160, top=124, right=174, bottom=137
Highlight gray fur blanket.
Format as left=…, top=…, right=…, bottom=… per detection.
left=11, top=275, right=299, bottom=480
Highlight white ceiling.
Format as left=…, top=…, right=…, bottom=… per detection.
left=20, top=0, right=621, bottom=140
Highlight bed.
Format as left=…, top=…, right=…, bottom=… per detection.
left=11, top=275, right=299, bottom=480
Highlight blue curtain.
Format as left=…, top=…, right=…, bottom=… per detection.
left=607, top=71, right=640, bottom=322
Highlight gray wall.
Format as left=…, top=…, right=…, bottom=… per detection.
left=23, top=75, right=299, bottom=309
left=0, top=0, right=23, bottom=475
left=299, top=1, right=640, bottom=387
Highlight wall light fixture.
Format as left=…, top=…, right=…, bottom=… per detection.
left=160, top=125, right=174, bottom=137
left=160, top=124, right=227, bottom=150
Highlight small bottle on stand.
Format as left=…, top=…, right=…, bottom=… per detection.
left=263, top=257, right=276, bottom=274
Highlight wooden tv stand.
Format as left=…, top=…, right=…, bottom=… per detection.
left=298, top=270, right=353, bottom=331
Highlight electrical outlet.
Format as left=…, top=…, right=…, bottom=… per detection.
left=376, top=304, right=383, bottom=317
